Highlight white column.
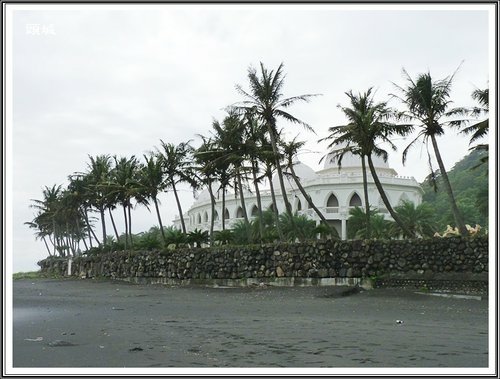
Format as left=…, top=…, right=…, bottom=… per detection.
left=341, top=219, right=347, bottom=240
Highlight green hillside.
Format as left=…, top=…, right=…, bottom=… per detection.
left=421, top=149, right=488, bottom=231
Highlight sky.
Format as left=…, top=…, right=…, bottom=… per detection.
left=6, top=3, right=494, bottom=273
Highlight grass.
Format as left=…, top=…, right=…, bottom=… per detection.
left=12, top=271, right=63, bottom=280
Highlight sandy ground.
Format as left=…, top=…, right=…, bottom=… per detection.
left=12, top=279, right=488, bottom=369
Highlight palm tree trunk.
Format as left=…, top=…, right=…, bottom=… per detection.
left=122, top=204, right=129, bottom=249
left=83, top=209, right=94, bottom=248
left=251, top=160, right=264, bottom=242
left=127, top=204, right=133, bottom=248
left=108, top=208, right=120, bottom=241
left=171, top=181, right=186, bottom=234
left=288, top=165, right=333, bottom=234
left=221, top=186, right=226, bottom=231
left=42, top=236, right=52, bottom=256
left=153, top=197, right=166, bottom=243
left=430, top=134, right=468, bottom=236
left=236, top=168, right=251, bottom=242
left=207, top=182, right=216, bottom=245
left=266, top=169, right=284, bottom=240
left=367, top=155, right=414, bottom=237
left=99, top=207, right=107, bottom=246
left=267, top=129, right=294, bottom=222
left=361, top=155, right=371, bottom=238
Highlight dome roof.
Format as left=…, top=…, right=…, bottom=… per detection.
left=323, top=149, right=389, bottom=170
left=272, top=161, right=317, bottom=190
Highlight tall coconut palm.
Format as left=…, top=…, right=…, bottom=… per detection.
left=157, top=140, right=196, bottom=234
left=85, top=155, right=113, bottom=246
left=320, top=88, right=414, bottom=237
left=110, top=155, right=143, bottom=249
left=140, top=153, right=167, bottom=243
left=281, top=137, right=334, bottom=236
left=67, top=174, right=100, bottom=248
left=461, top=87, right=489, bottom=166
left=393, top=68, right=468, bottom=236
left=210, top=112, right=252, bottom=239
left=193, top=135, right=219, bottom=245
left=235, top=62, right=320, bottom=228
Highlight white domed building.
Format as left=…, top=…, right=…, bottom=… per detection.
left=173, top=150, right=423, bottom=240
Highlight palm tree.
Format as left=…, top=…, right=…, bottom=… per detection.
left=110, top=156, right=141, bottom=249
left=461, top=87, right=489, bottom=166
left=392, top=200, right=437, bottom=238
left=321, top=88, right=414, bottom=237
left=281, top=137, right=334, bottom=235
left=235, top=62, right=320, bottom=229
left=85, top=155, right=113, bottom=246
left=393, top=68, right=468, bottom=236
left=347, top=206, right=393, bottom=240
left=193, top=136, right=219, bottom=245
left=140, top=153, right=167, bottom=243
left=157, top=140, right=196, bottom=234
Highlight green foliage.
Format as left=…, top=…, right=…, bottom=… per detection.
left=348, top=207, right=393, bottom=239
left=133, top=227, right=163, bottom=251
left=279, top=213, right=317, bottom=242
left=422, top=149, right=488, bottom=230
left=187, top=228, right=210, bottom=247
left=213, top=229, right=235, bottom=245
left=392, top=200, right=437, bottom=238
left=164, top=226, right=187, bottom=249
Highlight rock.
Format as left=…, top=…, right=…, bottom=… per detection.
left=276, top=266, right=285, bottom=277
left=48, top=340, right=77, bottom=347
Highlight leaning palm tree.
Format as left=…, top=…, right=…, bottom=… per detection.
left=461, top=87, right=489, bottom=166
left=157, top=140, right=196, bottom=234
left=393, top=68, right=468, bottom=236
left=140, top=153, right=167, bottom=243
left=85, top=155, right=113, bottom=246
left=281, top=137, right=334, bottom=235
left=234, top=62, right=320, bottom=228
left=321, top=88, right=414, bottom=237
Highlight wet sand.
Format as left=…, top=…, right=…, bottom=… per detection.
left=12, top=279, right=488, bottom=368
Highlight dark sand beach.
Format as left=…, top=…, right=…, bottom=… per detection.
left=12, top=279, right=488, bottom=368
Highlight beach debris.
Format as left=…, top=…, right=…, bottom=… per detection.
left=38, top=292, right=42, bottom=296
left=129, top=347, right=144, bottom=352
left=396, top=320, right=404, bottom=324
left=48, top=340, right=77, bottom=347
left=99, top=345, right=105, bottom=349
left=24, top=337, right=43, bottom=342
left=111, top=307, right=124, bottom=310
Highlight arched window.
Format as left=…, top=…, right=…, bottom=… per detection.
left=349, top=193, right=362, bottom=207
left=214, top=210, right=219, bottom=221
left=197, top=213, right=201, bottom=224
left=268, top=203, right=276, bottom=212
left=251, top=205, right=259, bottom=217
left=327, top=194, right=339, bottom=207
left=296, top=199, right=302, bottom=211
left=204, top=211, right=208, bottom=223
left=236, top=206, right=244, bottom=218
left=224, top=208, right=230, bottom=220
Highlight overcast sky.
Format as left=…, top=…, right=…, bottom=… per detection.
left=6, top=4, right=493, bottom=273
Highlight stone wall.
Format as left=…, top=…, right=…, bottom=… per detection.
left=38, top=236, right=488, bottom=287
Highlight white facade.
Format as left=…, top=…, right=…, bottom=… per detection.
left=173, top=151, right=423, bottom=239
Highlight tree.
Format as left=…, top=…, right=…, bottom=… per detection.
left=157, top=140, right=196, bottom=234
left=140, top=153, right=167, bottom=243
left=393, top=68, right=468, bottom=236
left=321, top=88, right=413, bottom=237
left=392, top=200, right=437, bottom=238
left=347, top=206, right=393, bottom=240
left=281, top=137, right=334, bottom=235
left=461, top=87, right=489, bottom=165
left=235, top=62, right=320, bottom=233
left=85, top=155, right=113, bottom=246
